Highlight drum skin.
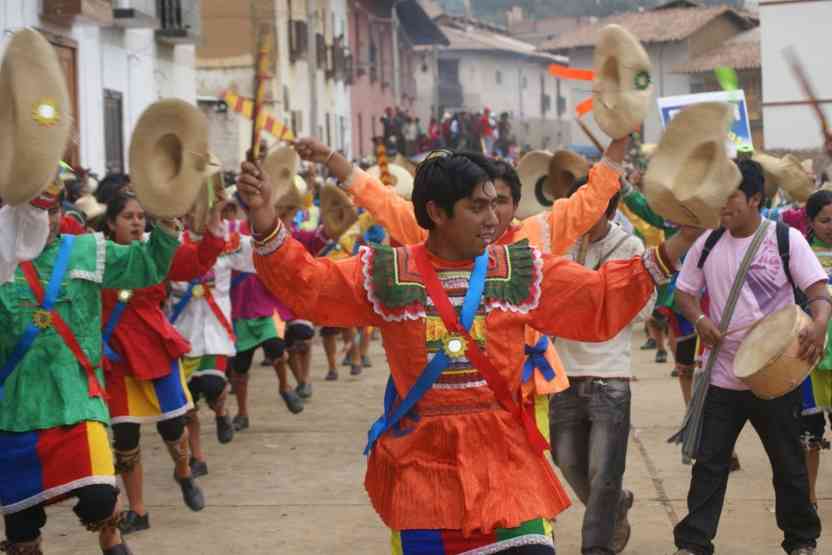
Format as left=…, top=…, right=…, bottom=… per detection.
left=734, top=305, right=816, bottom=400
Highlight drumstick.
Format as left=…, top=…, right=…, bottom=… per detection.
left=783, top=47, right=830, bottom=138
left=576, top=118, right=605, bottom=154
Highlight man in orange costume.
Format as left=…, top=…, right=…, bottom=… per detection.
left=335, top=138, right=630, bottom=417
left=236, top=141, right=698, bottom=554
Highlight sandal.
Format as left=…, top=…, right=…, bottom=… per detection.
left=325, top=369, right=339, bottom=381
left=280, top=390, right=304, bottom=414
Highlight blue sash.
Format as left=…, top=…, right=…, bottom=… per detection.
left=521, top=336, right=556, bottom=384
left=169, top=280, right=199, bottom=324
left=0, top=235, right=76, bottom=399
left=102, top=293, right=131, bottom=363
left=363, top=249, right=489, bottom=455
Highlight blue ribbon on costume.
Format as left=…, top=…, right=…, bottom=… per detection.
left=101, top=299, right=129, bottom=363
left=521, top=336, right=556, bottom=384
left=169, top=280, right=199, bottom=324
left=0, top=235, right=76, bottom=399
left=363, top=249, right=489, bottom=455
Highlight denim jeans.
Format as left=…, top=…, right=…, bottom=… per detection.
left=674, top=386, right=821, bottom=554
left=549, top=377, right=631, bottom=555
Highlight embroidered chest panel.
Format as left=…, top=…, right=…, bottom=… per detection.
left=362, top=240, right=542, bottom=321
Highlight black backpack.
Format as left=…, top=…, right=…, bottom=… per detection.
left=697, top=220, right=808, bottom=309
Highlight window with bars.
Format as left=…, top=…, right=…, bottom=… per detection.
left=103, top=89, right=124, bottom=174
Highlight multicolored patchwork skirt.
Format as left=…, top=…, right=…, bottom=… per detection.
left=106, top=360, right=194, bottom=425
left=181, top=354, right=229, bottom=382
left=0, top=421, right=115, bottom=515
left=392, top=518, right=555, bottom=554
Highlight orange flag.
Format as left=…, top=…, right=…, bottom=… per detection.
left=575, top=97, right=594, bottom=117
left=549, top=64, right=594, bottom=82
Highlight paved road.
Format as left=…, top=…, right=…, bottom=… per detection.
left=19, top=331, right=832, bottom=553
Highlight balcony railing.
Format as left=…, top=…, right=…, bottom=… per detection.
left=155, top=0, right=199, bottom=44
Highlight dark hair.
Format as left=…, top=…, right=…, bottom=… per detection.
left=736, top=159, right=765, bottom=208
left=806, top=190, right=832, bottom=221
left=490, top=160, right=522, bottom=205
left=412, top=151, right=495, bottom=229
left=101, top=191, right=139, bottom=237
left=96, top=173, right=131, bottom=205
left=568, top=176, right=620, bottom=219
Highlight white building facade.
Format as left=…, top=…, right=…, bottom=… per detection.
left=0, top=0, right=200, bottom=177
left=197, top=0, right=352, bottom=169
left=759, top=0, right=832, bottom=151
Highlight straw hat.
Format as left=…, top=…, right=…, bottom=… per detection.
left=319, top=184, right=358, bottom=239
left=75, top=194, right=106, bottom=221
left=262, top=145, right=305, bottom=213
left=128, top=99, right=209, bottom=218
left=516, top=150, right=590, bottom=220
left=753, top=153, right=815, bottom=202
left=643, top=102, right=741, bottom=229
left=592, top=24, right=653, bottom=140
left=394, top=153, right=418, bottom=177
left=367, top=163, right=414, bottom=200
left=0, top=29, right=73, bottom=206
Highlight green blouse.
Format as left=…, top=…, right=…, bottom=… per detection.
left=0, top=227, right=179, bottom=432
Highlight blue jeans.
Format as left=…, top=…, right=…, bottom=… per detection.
left=549, top=377, right=631, bottom=554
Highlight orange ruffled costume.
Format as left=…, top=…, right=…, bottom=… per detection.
left=345, top=162, right=623, bottom=401
left=252, top=185, right=656, bottom=535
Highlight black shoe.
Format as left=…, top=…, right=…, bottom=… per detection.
left=296, top=383, right=313, bottom=399
left=118, top=510, right=149, bottom=535
left=640, top=338, right=657, bottom=350
left=362, top=355, right=373, bottom=368
left=175, top=475, right=206, bottom=511
left=655, top=350, right=668, bottom=364
left=215, top=415, right=234, bottom=444
left=103, top=543, right=133, bottom=555
left=189, top=457, right=208, bottom=478
left=280, top=390, right=304, bottom=414
left=232, top=415, right=250, bottom=431
left=325, top=369, right=339, bottom=381
left=671, top=368, right=680, bottom=378
left=350, top=364, right=363, bottom=376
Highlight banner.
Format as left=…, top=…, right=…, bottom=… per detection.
left=657, top=90, right=752, bottom=156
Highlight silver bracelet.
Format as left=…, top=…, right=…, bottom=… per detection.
left=325, top=150, right=336, bottom=165
left=694, top=314, right=707, bottom=326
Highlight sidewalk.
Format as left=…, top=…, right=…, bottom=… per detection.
left=27, top=330, right=831, bottom=553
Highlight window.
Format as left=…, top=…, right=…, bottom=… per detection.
left=103, top=89, right=124, bottom=174
left=496, top=70, right=502, bottom=84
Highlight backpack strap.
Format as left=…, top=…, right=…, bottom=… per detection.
left=697, top=227, right=727, bottom=269
left=776, top=220, right=796, bottom=290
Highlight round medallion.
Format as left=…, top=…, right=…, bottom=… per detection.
left=443, top=336, right=467, bottom=359
left=32, top=309, right=52, bottom=329
left=117, top=289, right=133, bottom=303
left=32, top=99, right=61, bottom=127
left=633, top=71, right=652, bottom=91
left=192, top=284, right=206, bottom=298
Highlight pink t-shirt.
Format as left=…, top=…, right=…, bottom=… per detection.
left=677, top=222, right=826, bottom=390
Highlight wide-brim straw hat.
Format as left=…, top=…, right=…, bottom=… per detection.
left=367, top=163, right=414, bottom=200
left=592, top=24, right=653, bottom=140
left=516, top=150, right=590, bottom=220
left=0, top=29, right=73, bottom=206
left=75, top=194, right=106, bottom=221
left=754, top=153, right=814, bottom=203
left=394, top=153, right=418, bottom=177
left=643, top=102, right=741, bottom=229
left=319, top=184, right=358, bottom=239
left=129, top=99, right=210, bottom=218
left=262, top=145, right=305, bottom=212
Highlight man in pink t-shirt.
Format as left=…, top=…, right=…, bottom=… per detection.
left=672, top=159, right=830, bottom=555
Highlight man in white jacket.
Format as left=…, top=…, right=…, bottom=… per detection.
left=550, top=182, right=655, bottom=555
